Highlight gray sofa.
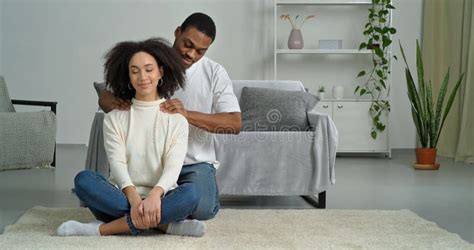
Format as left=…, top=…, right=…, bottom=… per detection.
left=214, top=80, right=337, bottom=208
left=85, top=80, right=337, bottom=208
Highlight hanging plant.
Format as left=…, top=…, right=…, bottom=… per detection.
left=354, top=0, right=397, bottom=139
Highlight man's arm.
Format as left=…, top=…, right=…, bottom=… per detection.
left=160, top=99, right=241, bottom=134
left=99, top=89, right=131, bottom=113
left=188, top=111, right=241, bottom=134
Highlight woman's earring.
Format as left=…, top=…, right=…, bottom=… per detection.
left=158, top=79, right=164, bottom=87
left=128, top=82, right=133, bottom=90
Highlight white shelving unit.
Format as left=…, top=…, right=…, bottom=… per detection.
left=274, top=0, right=393, bottom=157
left=276, top=49, right=372, bottom=54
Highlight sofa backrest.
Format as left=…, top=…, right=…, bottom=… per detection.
left=0, top=76, right=15, bottom=112
left=231, top=80, right=305, bottom=100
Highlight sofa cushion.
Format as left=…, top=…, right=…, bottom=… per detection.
left=239, top=87, right=318, bottom=131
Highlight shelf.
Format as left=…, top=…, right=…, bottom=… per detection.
left=276, top=1, right=374, bottom=6
left=275, top=0, right=392, bottom=155
left=276, top=49, right=372, bottom=54
left=317, top=99, right=390, bottom=102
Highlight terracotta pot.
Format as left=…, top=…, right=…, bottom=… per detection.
left=415, top=148, right=437, bottom=165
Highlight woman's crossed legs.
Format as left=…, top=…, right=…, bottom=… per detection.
left=57, top=170, right=205, bottom=237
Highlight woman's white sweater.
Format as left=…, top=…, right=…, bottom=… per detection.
left=103, top=98, right=189, bottom=198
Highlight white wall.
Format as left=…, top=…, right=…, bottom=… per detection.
left=390, top=0, right=422, bottom=149
left=0, top=0, right=3, bottom=75
left=1, top=0, right=274, bottom=144
left=0, top=0, right=420, bottom=148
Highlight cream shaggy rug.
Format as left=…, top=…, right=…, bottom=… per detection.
left=0, top=206, right=471, bottom=249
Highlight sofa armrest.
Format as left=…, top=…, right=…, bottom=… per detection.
left=307, top=111, right=329, bottom=129
left=12, top=99, right=58, bottom=114
left=84, top=112, right=109, bottom=176
left=307, top=110, right=338, bottom=149
left=307, top=110, right=338, bottom=184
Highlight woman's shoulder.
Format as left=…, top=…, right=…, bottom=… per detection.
left=162, top=112, right=188, bottom=126
left=104, top=109, right=129, bottom=122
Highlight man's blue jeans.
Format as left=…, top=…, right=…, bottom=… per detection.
left=178, top=163, right=220, bottom=220
left=74, top=170, right=200, bottom=236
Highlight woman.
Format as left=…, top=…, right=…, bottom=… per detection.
left=57, top=38, right=205, bottom=237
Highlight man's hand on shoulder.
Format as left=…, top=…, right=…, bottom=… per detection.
left=160, top=98, right=242, bottom=134
left=99, top=89, right=131, bottom=113
left=160, top=99, right=189, bottom=118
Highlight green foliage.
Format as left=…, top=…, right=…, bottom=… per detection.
left=399, top=40, right=465, bottom=148
left=355, top=0, right=397, bottom=139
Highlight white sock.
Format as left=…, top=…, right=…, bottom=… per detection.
left=166, top=219, right=206, bottom=237
left=57, top=220, right=103, bottom=236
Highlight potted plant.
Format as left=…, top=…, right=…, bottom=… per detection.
left=354, top=0, right=397, bottom=140
left=280, top=14, right=315, bottom=49
left=318, top=86, right=326, bottom=99
left=399, top=40, right=465, bottom=170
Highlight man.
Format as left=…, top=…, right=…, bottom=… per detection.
left=99, top=12, right=242, bottom=220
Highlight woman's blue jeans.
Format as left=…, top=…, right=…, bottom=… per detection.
left=74, top=170, right=200, bottom=236
left=178, top=163, right=220, bottom=220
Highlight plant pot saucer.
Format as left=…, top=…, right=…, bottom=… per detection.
left=413, top=163, right=440, bottom=170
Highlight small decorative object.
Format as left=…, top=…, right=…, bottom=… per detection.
left=332, top=86, right=344, bottom=99
left=400, top=40, right=465, bottom=170
left=288, top=29, right=304, bottom=49
left=318, top=86, right=326, bottom=99
left=318, top=39, right=343, bottom=50
left=280, top=14, right=315, bottom=49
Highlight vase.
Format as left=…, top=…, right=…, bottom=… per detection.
left=288, top=29, right=304, bottom=49
left=332, top=86, right=344, bottom=99
left=318, top=92, right=325, bottom=99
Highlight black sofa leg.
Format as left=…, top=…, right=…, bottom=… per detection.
left=302, top=191, right=326, bottom=209
left=318, top=191, right=326, bottom=208
left=51, top=144, right=56, bottom=167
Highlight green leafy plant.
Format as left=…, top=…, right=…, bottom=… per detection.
left=280, top=14, right=315, bottom=29
left=354, top=0, right=397, bottom=139
left=399, top=40, right=464, bottom=148
left=318, top=86, right=326, bottom=92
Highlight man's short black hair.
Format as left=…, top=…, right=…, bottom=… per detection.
left=181, top=12, right=216, bottom=42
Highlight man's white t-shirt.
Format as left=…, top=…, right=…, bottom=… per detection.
left=172, top=56, right=240, bottom=167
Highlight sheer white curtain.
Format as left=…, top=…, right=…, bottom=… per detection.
left=422, top=0, right=474, bottom=163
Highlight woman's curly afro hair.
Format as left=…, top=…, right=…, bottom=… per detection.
left=104, top=37, right=185, bottom=100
